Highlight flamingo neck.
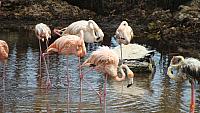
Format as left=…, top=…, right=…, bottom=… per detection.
left=121, top=64, right=134, bottom=87
left=167, top=66, right=179, bottom=80
left=114, top=65, right=126, bottom=81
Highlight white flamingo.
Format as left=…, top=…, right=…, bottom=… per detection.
left=114, top=21, right=134, bottom=64
left=115, top=21, right=133, bottom=45
left=35, top=23, right=51, bottom=86
left=54, top=20, right=104, bottom=43
left=167, top=55, right=200, bottom=113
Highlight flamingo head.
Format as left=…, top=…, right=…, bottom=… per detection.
left=85, top=20, right=104, bottom=43
left=167, top=55, right=185, bottom=81
left=115, top=21, right=134, bottom=45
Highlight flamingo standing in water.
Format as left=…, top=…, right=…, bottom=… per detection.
left=35, top=23, right=51, bottom=86
left=80, top=46, right=134, bottom=112
left=43, top=30, right=86, bottom=112
left=115, top=21, right=134, bottom=64
left=167, top=55, right=200, bottom=113
left=0, top=40, right=9, bottom=90
left=54, top=20, right=104, bottom=50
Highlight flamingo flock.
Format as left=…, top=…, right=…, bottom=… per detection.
left=1, top=19, right=199, bottom=113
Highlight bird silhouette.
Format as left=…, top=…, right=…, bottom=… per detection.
left=167, top=55, right=200, bottom=113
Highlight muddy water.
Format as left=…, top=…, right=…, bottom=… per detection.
left=0, top=29, right=200, bottom=113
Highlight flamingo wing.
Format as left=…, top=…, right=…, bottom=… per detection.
left=82, top=46, right=119, bottom=67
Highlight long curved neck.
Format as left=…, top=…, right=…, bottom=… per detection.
left=170, top=56, right=184, bottom=67
left=113, top=65, right=126, bottom=81
left=122, top=64, right=134, bottom=87
left=167, top=66, right=179, bottom=80
left=114, top=64, right=134, bottom=83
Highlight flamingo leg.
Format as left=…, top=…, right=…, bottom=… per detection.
left=38, top=39, right=42, bottom=77
left=66, top=56, right=70, bottom=113
left=42, top=53, right=51, bottom=89
left=79, top=57, right=83, bottom=111
left=2, top=62, right=6, bottom=92
left=45, top=40, right=50, bottom=69
left=104, top=74, right=108, bottom=113
left=81, top=67, right=103, bottom=107
left=190, top=79, right=195, bottom=113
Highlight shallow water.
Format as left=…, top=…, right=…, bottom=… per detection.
left=0, top=29, right=200, bottom=113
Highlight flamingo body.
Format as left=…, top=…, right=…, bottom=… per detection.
left=115, top=21, right=133, bottom=45
left=81, top=46, right=134, bottom=86
left=167, top=56, right=200, bottom=81
left=47, top=30, right=86, bottom=57
left=35, top=23, right=51, bottom=41
left=0, top=40, right=9, bottom=60
left=56, top=20, right=104, bottom=43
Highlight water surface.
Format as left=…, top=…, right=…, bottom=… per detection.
left=0, top=29, right=200, bottom=113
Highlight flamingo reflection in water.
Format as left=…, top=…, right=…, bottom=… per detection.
left=167, top=55, right=200, bottom=113
left=80, top=46, right=134, bottom=112
left=43, top=30, right=86, bottom=112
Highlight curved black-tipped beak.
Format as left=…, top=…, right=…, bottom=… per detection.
left=127, top=83, right=133, bottom=88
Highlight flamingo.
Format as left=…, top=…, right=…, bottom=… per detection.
left=43, top=30, right=86, bottom=112
left=35, top=23, right=51, bottom=86
left=0, top=40, right=9, bottom=91
left=80, top=46, right=134, bottom=112
left=115, top=21, right=134, bottom=45
left=54, top=20, right=104, bottom=49
left=167, top=55, right=200, bottom=113
left=115, top=21, right=134, bottom=64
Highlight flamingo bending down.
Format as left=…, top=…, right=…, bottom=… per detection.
left=0, top=40, right=9, bottom=90
left=54, top=20, right=104, bottom=43
left=35, top=23, right=51, bottom=82
left=43, top=30, right=86, bottom=112
left=80, top=46, right=134, bottom=112
left=167, top=55, right=200, bottom=113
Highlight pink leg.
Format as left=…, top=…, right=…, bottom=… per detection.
left=2, top=62, right=6, bottom=92
left=45, top=40, right=50, bottom=69
left=66, top=56, right=70, bottom=113
left=38, top=39, right=42, bottom=77
left=190, top=79, right=195, bottom=113
left=81, top=68, right=103, bottom=108
left=79, top=57, right=82, bottom=112
left=42, top=53, right=51, bottom=89
left=104, top=74, right=108, bottom=113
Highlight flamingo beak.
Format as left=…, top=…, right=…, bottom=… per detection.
left=127, top=78, right=133, bottom=88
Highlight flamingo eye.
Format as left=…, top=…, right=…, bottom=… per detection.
left=123, top=23, right=126, bottom=26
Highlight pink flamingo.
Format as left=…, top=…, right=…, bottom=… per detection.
left=0, top=40, right=9, bottom=91
left=80, top=46, right=134, bottom=112
left=35, top=23, right=51, bottom=86
left=43, top=30, right=86, bottom=112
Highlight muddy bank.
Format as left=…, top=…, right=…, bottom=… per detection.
left=0, top=0, right=200, bottom=57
